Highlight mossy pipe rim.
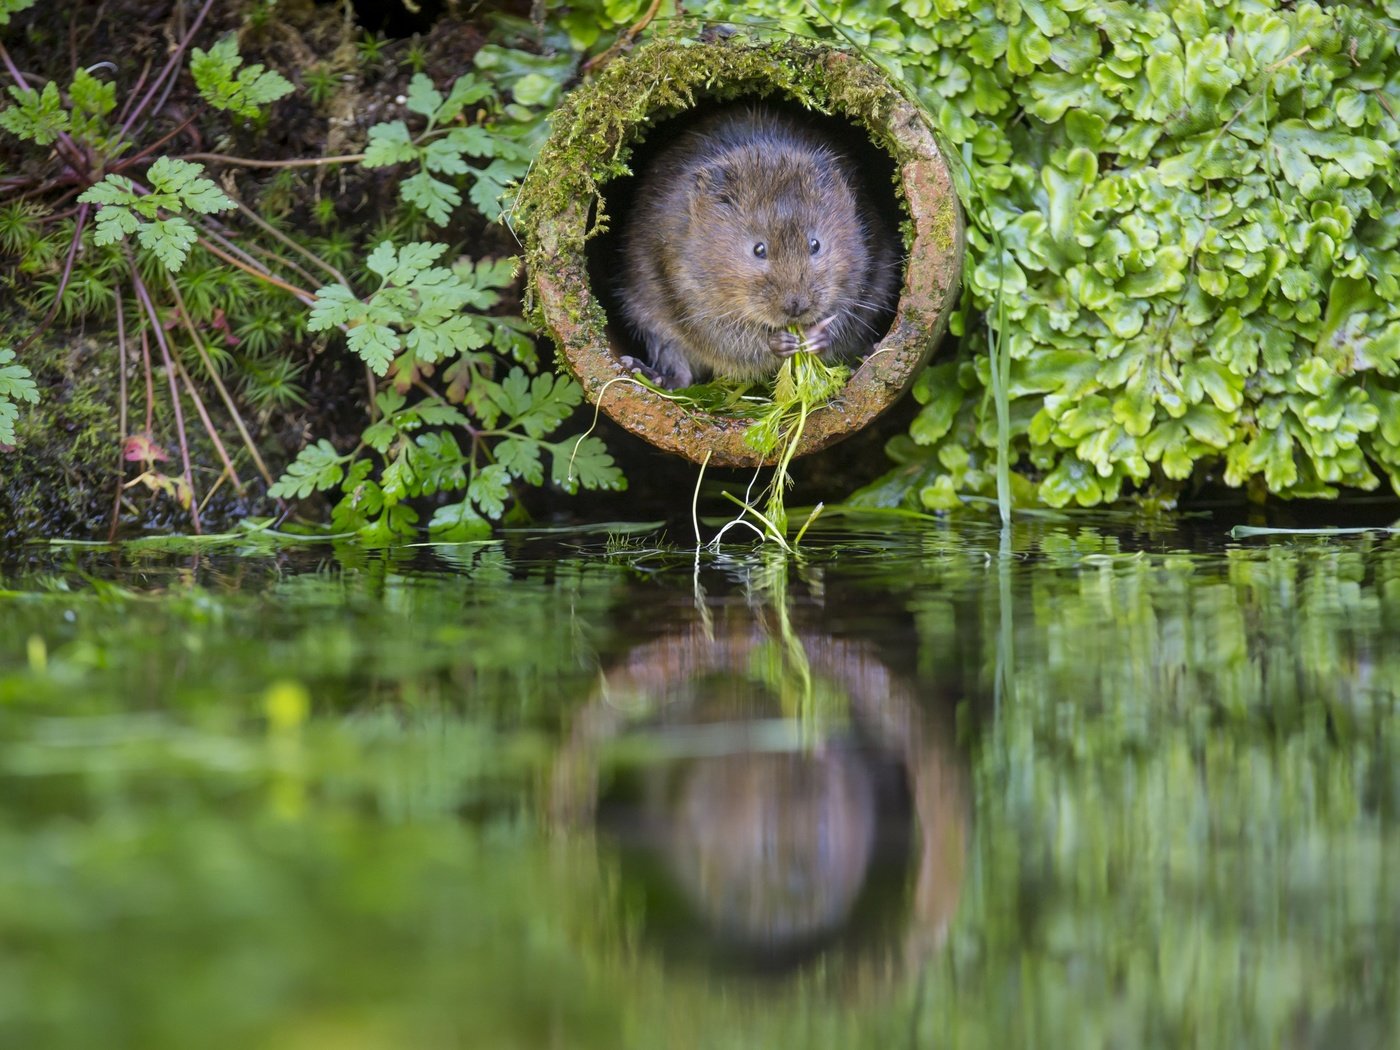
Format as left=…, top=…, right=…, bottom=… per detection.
left=518, top=36, right=964, bottom=468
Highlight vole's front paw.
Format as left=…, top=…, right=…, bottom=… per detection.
left=799, top=316, right=836, bottom=355
left=768, top=329, right=803, bottom=358
left=620, top=355, right=664, bottom=385
left=621, top=353, right=692, bottom=390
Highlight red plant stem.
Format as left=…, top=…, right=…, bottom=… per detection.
left=141, top=325, right=154, bottom=435
left=227, top=195, right=348, bottom=288
left=109, top=293, right=130, bottom=542
left=118, top=114, right=198, bottom=171
left=196, top=236, right=317, bottom=304
left=169, top=348, right=245, bottom=496
left=116, top=0, right=217, bottom=144
left=120, top=183, right=316, bottom=302
left=114, top=57, right=153, bottom=127
left=129, top=262, right=201, bottom=532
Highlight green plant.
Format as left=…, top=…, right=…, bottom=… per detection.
left=274, top=244, right=623, bottom=542
left=302, top=64, right=339, bottom=108
left=81, top=157, right=237, bottom=271
left=0, top=0, right=35, bottom=25
left=0, top=346, right=37, bottom=447
left=361, top=71, right=538, bottom=224
left=404, top=39, right=429, bottom=74
left=356, top=31, right=389, bottom=69
left=737, top=346, right=850, bottom=542
left=1, top=6, right=621, bottom=541
left=570, top=0, right=1400, bottom=511
left=189, top=34, right=294, bottom=120
left=0, top=10, right=303, bottom=531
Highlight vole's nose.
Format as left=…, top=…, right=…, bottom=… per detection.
left=784, top=296, right=811, bottom=319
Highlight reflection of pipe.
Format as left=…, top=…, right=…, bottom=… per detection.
left=550, top=611, right=969, bottom=985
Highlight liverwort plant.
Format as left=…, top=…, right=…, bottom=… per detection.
left=656, top=0, right=1400, bottom=511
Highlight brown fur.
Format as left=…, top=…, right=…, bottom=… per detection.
left=618, top=105, right=901, bottom=388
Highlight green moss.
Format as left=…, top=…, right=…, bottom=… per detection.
left=0, top=325, right=253, bottom=539
left=0, top=335, right=115, bottom=538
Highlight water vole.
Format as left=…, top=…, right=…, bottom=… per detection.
left=617, top=105, right=901, bottom=389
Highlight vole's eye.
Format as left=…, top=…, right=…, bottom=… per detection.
left=809, top=238, right=821, bottom=255
left=753, top=242, right=767, bottom=259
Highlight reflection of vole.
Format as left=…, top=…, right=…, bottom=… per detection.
left=666, top=748, right=876, bottom=946
left=618, top=105, right=900, bottom=389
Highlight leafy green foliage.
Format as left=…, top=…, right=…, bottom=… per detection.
left=190, top=35, right=294, bottom=119
left=266, top=439, right=346, bottom=500
left=307, top=240, right=492, bottom=375
left=362, top=71, right=524, bottom=224
left=0, top=66, right=121, bottom=156
left=659, top=0, right=1400, bottom=508
left=66, top=68, right=117, bottom=147
left=2, top=9, right=619, bottom=536
left=79, top=157, right=234, bottom=271
left=0, top=0, right=36, bottom=25
left=285, top=248, right=623, bottom=542
left=0, top=81, right=68, bottom=145
left=0, top=346, right=39, bottom=447
left=361, top=45, right=573, bottom=224
left=271, top=367, right=623, bottom=543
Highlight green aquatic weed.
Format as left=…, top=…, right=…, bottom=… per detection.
left=736, top=337, right=851, bottom=541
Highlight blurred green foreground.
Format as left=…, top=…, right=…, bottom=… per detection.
left=0, top=519, right=1397, bottom=1049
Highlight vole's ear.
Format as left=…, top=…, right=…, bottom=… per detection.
left=694, top=164, right=735, bottom=207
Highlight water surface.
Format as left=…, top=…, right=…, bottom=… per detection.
left=2, top=516, right=1397, bottom=1048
